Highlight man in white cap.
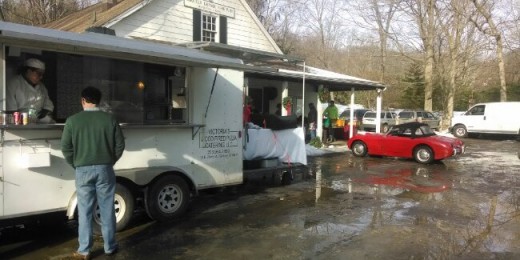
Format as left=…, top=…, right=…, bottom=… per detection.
left=6, top=58, right=54, bottom=123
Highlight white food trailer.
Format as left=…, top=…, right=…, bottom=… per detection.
left=0, top=22, right=307, bottom=231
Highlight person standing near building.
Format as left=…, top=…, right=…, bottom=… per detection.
left=275, top=103, right=282, bottom=116
left=6, top=58, right=55, bottom=122
left=61, top=86, right=125, bottom=259
left=322, top=100, right=339, bottom=142
left=307, top=102, right=318, bottom=139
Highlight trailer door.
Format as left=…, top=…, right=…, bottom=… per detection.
left=0, top=145, right=4, bottom=216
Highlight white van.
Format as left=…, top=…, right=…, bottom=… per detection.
left=450, top=102, right=520, bottom=138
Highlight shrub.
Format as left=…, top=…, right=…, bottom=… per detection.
left=309, top=137, right=323, bottom=148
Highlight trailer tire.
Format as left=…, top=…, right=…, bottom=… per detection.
left=145, top=175, right=189, bottom=222
left=94, top=183, right=135, bottom=233
left=281, top=170, right=293, bottom=185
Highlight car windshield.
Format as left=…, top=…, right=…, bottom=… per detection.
left=415, top=125, right=435, bottom=135
left=340, top=110, right=351, bottom=118
left=387, top=124, right=435, bottom=137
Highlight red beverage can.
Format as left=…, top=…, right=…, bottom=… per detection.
left=13, top=112, right=20, bottom=125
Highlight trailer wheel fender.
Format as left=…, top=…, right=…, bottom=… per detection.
left=66, top=193, right=78, bottom=220
left=145, top=174, right=190, bottom=222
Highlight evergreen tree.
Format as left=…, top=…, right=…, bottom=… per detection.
left=400, top=62, right=424, bottom=109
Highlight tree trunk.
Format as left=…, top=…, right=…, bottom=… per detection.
left=471, top=0, right=507, bottom=101
left=423, top=0, right=435, bottom=112
left=496, top=34, right=507, bottom=101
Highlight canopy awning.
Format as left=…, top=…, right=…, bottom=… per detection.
left=180, top=42, right=386, bottom=91
left=246, top=68, right=385, bottom=91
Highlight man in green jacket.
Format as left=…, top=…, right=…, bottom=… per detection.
left=61, top=86, right=125, bottom=259
left=322, top=100, right=339, bottom=142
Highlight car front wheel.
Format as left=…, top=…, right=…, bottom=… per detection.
left=351, top=141, right=368, bottom=157
left=453, top=125, right=468, bottom=138
left=413, top=145, right=434, bottom=164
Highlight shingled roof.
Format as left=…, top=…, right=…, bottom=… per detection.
left=43, top=0, right=143, bottom=33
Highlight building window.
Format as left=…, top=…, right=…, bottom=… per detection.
left=202, top=13, right=217, bottom=42
left=193, top=10, right=227, bottom=43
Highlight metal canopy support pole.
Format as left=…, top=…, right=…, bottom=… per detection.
left=1, top=44, right=4, bottom=111
left=244, top=77, right=249, bottom=97
left=282, top=81, right=289, bottom=116
left=349, top=88, right=355, bottom=139
left=317, top=85, right=324, bottom=141
left=375, top=89, right=382, bottom=133
left=301, top=61, right=306, bottom=129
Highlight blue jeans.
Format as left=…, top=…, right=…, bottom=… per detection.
left=310, top=130, right=317, bottom=139
left=75, top=164, right=117, bottom=255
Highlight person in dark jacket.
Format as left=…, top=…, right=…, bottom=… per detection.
left=308, top=102, right=318, bottom=139
left=61, top=86, right=125, bottom=259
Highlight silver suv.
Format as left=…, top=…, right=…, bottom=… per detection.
left=397, top=110, right=440, bottom=130
left=361, top=111, right=397, bottom=132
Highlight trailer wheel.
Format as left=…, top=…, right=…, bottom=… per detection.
left=94, top=183, right=135, bottom=233
left=281, top=170, right=293, bottom=185
left=145, top=175, right=189, bottom=222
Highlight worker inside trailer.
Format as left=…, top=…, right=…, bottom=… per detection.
left=3, top=46, right=189, bottom=125
left=6, top=57, right=55, bottom=123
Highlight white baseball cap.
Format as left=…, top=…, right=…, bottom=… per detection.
left=25, top=58, right=45, bottom=70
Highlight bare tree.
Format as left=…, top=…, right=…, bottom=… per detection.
left=406, top=0, right=437, bottom=111
left=0, top=0, right=96, bottom=25
left=245, top=0, right=303, bottom=55
left=470, top=0, right=507, bottom=101
left=297, top=0, right=350, bottom=69
left=437, top=0, right=480, bottom=128
left=350, top=0, right=400, bottom=83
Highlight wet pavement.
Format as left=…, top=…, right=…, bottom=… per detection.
left=2, top=136, right=520, bottom=259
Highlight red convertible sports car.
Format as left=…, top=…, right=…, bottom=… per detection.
left=347, top=122, right=465, bottom=164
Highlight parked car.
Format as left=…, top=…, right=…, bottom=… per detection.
left=361, top=111, right=397, bottom=132
left=347, top=122, right=465, bottom=164
left=398, top=110, right=440, bottom=130
left=339, top=108, right=369, bottom=127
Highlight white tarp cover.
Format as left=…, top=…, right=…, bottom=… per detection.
left=243, top=127, right=307, bottom=165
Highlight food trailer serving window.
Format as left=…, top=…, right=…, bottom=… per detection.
left=5, top=46, right=188, bottom=124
